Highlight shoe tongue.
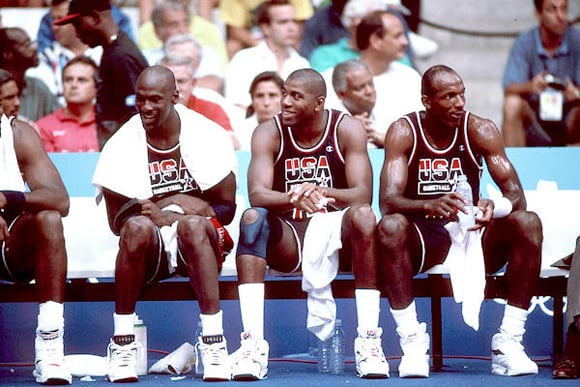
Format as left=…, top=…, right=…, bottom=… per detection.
left=358, top=327, right=382, bottom=338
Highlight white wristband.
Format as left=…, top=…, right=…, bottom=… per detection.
left=492, top=196, right=513, bottom=218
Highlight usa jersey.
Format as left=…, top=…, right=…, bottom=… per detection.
left=404, top=111, right=483, bottom=207
left=272, top=109, right=348, bottom=220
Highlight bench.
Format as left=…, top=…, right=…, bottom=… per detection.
left=1, top=148, right=579, bottom=370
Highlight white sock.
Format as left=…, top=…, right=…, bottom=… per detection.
left=113, top=312, right=136, bottom=336
left=200, top=310, right=224, bottom=336
left=37, top=301, right=64, bottom=332
left=355, top=289, right=380, bottom=334
left=390, top=301, right=420, bottom=337
left=500, top=304, right=528, bottom=337
left=238, top=283, right=264, bottom=339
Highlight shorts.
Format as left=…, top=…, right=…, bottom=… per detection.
left=146, top=217, right=233, bottom=284
left=411, top=218, right=452, bottom=274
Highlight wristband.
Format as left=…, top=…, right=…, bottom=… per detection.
left=492, top=196, right=512, bottom=218
left=1, top=190, right=25, bottom=214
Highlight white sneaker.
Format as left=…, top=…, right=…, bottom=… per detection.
left=354, top=328, right=389, bottom=379
left=106, top=336, right=139, bottom=383
left=397, top=322, right=430, bottom=378
left=231, top=332, right=269, bottom=381
left=199, top=334, right=230, bottom=381
left=33, top=329, right=72, bottom=385
left=491, top=332, right=538, bottom=376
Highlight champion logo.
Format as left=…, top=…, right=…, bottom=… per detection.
left=459, top=145, right=465, bottom=152
left=326, top=145, right=334, bottom=152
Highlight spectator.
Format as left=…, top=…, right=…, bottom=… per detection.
left=0, top=113, right=71, bottom=384
left=36, top=0, right=135, bottom=54
left=230, top=68, right=389, bottom=381
left=351, top=9, right=423, bottom=137
left=28, top=0, right=102, bottom=105
left=553, top=235, right=580, bottom=379
left=54, top=0, right=148, bottom=148
left=235, top=70, right=283, bottom=150
left=159, top=51, right=240, bottom=149
left=332, top=59, right=384, bottom=148
left=378, top=65, right=541, bottom=378
left=501, top=0, right=579, bottom=146
left=142, top=1, right=224, bottom=93
left=92, top=66, right=237, bottom=382
left=0, top=27, right=60, bottom=122
left=137, top=0, right=228, bottom=68
left=0, top=68, right=40, bottom=129
left=298, top=0, right=349, bottom=59
left=225, top=0, right=309, bottom=111
left=219, top=0, right=313, bottom=59
left=36, top=55, right=99, bottom=153
left=310, top=0, right=415, bottom=73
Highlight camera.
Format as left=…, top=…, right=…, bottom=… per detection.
left=544, top=74, right=567, bottom=91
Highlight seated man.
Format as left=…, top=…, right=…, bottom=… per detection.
left=501, top=0, right=579, bottom=146
left=0, top=114, right=71, bottom=384
left=36, top=55, right=99, bottom=152
left=231, top=69, right=389, bottom=381
left=332, top=59, right=382, bottom=148
left=92, top=66, right=237, bottom=382
left=378, top=65, right=542, bottom=378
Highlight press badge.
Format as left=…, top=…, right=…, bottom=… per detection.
left=539, top=87, right=563, bottom=121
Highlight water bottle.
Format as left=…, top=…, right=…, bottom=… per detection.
left=194, top=319, right=204, bottom=375
left=455, top=174, right=475, bottom=228
left=134, top=315, right=148, bottom=376
left=329, top=319, right=345, bottom=374
left=317, top=338, right=330, bottom=373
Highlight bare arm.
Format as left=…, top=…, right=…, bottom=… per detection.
left=247, top=121, right=292, bottom=211
left=10, top=119, right=69, bottom=216
left=468, top=114, right=526, bottom=211
left=326, top=115, right=372, bottom=206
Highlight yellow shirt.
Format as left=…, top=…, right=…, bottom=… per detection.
left=219, top=0, right=313, bottom=28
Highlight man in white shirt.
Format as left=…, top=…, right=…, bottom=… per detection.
left=224, top=0, right=310, bottom=111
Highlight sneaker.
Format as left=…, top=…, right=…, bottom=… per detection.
left=33, top=329, right=72, bottom=385
left=397, top=322, right=430, bottom=378
left=231, top=332, right=269, bottom=381
left=354, top=328, right=389, bottom=379
left=106, top=335, right=139, bottom=383
left=198, top=334, right=230, bottom=381
left=491, top=332, right=538, bottom=376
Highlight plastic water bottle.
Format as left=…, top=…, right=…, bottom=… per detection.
left=134, top=315, right=148, bottom=376
left=455, top=174, right=475, bottom=228
left=194, top=319, right=204, bottom=375
left=329, top=319, right=345, bottom=374
left=317, top=338, right=331, bottom=373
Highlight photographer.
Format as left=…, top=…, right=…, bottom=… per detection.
left=501, top=0, right=579, bottom=147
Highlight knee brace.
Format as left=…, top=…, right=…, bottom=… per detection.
left=236, top=207, right=270, bottom=259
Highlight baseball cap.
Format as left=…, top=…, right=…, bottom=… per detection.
left=53, top=0, right=112, bottom=26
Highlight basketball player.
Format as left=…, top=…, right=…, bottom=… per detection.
left=230, top=68, right=390, bottom=381
left=377, top=65, right=542, bottom=378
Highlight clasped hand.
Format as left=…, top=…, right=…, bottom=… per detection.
left=288, top=182, right=335, bottom=214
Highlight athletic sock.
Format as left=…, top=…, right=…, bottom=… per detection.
left=391, top=301, right=420, bottom=337
left=355, top=288, right=381, bottom=333
left=499, top=304, right=528, bottom=337
left=200, top=310, right=224, bottom=336
left=113, top=312, right=136, bottom=337
left=238, top=283, right=264, bottom=339
left=38, top=301, right=64, bottom=332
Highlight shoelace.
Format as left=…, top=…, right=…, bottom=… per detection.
left=109, top=342, right=137, bottom=368
left=37, top=332, right=63, bottom=366
left=360, top=338, right=383, bottom=360
left=202, top=343, right=227, bottom=366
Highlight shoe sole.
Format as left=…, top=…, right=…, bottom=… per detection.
left=491, top=363, right=538, bottom=376
left=232, top=373, right=267, bottom=381
left=107, top=376, right=138, bottom=383
left=357, top=371, right=389, bottom=379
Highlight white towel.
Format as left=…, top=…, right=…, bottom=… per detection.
left=92, top=104, right=237, bottom=202
left=0, top=115, right=26, bottom=192
left=443, top=221, right=485, bottom=331
left=301, top=210, right=345, bottom=341
left=159, top=204, right=185, bottom=274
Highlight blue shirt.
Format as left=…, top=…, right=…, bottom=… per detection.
left=502, top=25, right=580, bottom=90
